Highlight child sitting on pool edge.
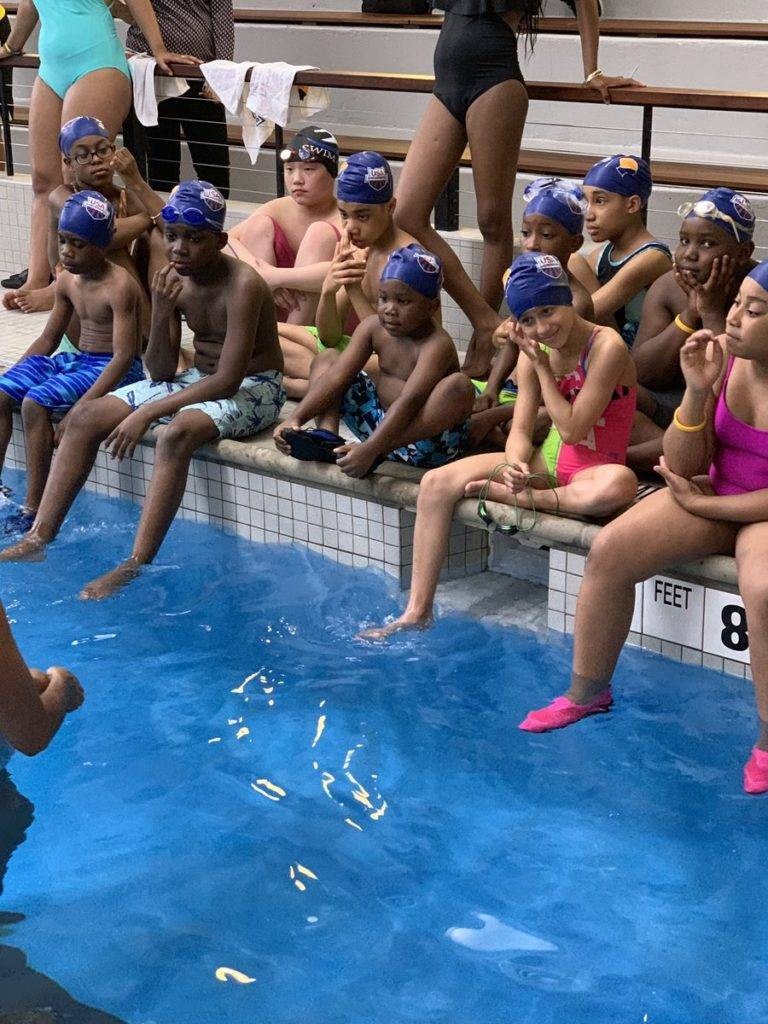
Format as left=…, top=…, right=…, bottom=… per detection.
left=227, top=126, right=342, bottom=325
left=569, top=154, right=672, bottom=346
left=517, top=260, right=768, bottom=795
left=361, top=252, right=637, bottom=640
left=0, top=191, right=144, bottom=532
left=4, top=116, right=158, bottom=325
left=471, top=176, right=595, bottom=448
left=0, top=180, right=285, bottom=599
left=629, top=187, right=757, bottom=473
left=274, top=244, right=474, bottom=478
left=279, top=151, right=415, bottom=398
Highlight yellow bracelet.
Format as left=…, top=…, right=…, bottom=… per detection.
left=673, top=407, right=707, bottom=433
left=674, top=314, right=696, bottom=336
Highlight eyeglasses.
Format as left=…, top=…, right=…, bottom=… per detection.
left=71, top=142, right=114, bottom=165
left=161, top=205, right=208, bottom=227
left=677, top=199, right=751, bottom=241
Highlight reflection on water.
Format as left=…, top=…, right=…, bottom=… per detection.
left=0, top=771, right=126, bottom=1024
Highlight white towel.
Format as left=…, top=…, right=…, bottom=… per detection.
left=128, top=53, right=189, bottom=128
left=202, top=59, right=330, bottom=164
left=201, top=59, right=258, bottom=115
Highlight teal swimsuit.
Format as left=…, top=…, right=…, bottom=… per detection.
left=36, top=0, right=130, bottom=99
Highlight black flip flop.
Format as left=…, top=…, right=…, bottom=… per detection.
left=283, top=428, right=345, bottom=464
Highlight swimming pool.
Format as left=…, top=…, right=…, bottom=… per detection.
left=0, top=467, right=764, bottom=1024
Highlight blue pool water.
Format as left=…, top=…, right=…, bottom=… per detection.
left=0, top=467, right=766, bottom=1024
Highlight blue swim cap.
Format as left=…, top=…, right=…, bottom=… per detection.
left=747, top=261, right=768, bottom=293
left=583, top=154, right=653, bottom=206
left=336, top=151, right=394, bottom=205
left=504, top=253, right=572, bottom=319
left=58, top=116, right=110, bottom=156
left=523, top=177, right=587, bottom=235
left=161, top=180, right=226, bottom=232
left=679, top=187, right=755, bottom=243
left=58, top=190, right=115, bottom=249
left=380, top=244, right=443, bottom=299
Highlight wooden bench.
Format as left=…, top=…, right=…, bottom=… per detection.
left=2, top=3, right=767, bottom=40
left=2, top=60, right=767, bottom=209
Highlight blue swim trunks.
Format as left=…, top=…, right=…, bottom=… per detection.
left=0, top=352, right=144, bottom=411
left=112, top=367, right=286, bottom=440
left=341, top=371, right=469, bottom=469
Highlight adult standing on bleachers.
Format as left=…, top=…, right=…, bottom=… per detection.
left=125, top=0, right=234, bottom=198
left=395, top=0, right=641, bottom=378
left=0, top=0, right=200, bottom=314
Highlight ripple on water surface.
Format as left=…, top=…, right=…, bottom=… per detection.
left=0, top=470, right=766, bottom=1024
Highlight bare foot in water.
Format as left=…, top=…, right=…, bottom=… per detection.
left=0, top=534, right=47, bottom=562
left=15, top=282, right=55, bottom=314
left=79, top=558, right=142, bottom=600
left=358, top=610, right=433, bottom=642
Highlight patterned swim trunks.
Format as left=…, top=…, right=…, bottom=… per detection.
left=112, top=367, right=285, bottom=440
left=341, top=371, right=469, bottom=469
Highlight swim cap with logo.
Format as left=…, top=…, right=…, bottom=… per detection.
left=503, top=252, right=572, bottom=319
left=523, top=177, right=587, bottom=235
left=680, top=187, right=755, bottom=243
left=336, top=151, right=394, bottom=204
left=380, top=244, right=443, bottom=299
left=583, top=154, right=653, bottom=206
left=58, top=190, right=115, bottom=249
left=58, top=115, right=110, bottom=157
left=280, top=126, right=339, bottom=178
left=160, top=180, right=226, bottom=232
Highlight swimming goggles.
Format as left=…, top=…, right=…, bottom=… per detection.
left=160, top=205, right=213, bottom=228
left=677, top=200, right=750, bottom=242
left=523, top=176, right=587, bottom=214
left=280, top=142, right=335, bottom=164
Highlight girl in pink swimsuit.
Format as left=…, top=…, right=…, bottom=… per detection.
left=519, top=261, right=768, bottom=797
left=360, top=253, right=639, bottom=644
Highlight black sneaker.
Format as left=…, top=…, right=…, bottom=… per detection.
left=1, top=268, right=28, bottom=289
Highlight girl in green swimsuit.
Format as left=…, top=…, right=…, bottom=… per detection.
left=0, top=0, right=198, bottom=312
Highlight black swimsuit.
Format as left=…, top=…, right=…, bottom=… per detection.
left=432, top=0, right=537, bottom=124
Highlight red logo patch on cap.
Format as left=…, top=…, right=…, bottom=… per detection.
left=201, top=187, right=224, bottom=212
left=731, top=192, right=755, bottom=224
left=416, top=253, right=440, bottom=275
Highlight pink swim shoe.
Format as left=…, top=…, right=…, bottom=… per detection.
left=743, top=746, right=768, bottom=795
left=518, top=689, right=613, bottom=733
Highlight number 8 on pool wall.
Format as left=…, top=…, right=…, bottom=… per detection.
left=703, top=590, right=750, bottom=664
left=720, top=605, right=749, bottom=653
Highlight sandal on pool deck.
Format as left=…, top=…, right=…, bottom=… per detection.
left=283, top=428, right=345, bottom=464
left=519, top=688, right=613, bottom=732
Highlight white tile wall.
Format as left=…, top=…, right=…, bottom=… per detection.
left=547, top=545, right=749, bottom=681
left=5, top=415, right=488, bottom=588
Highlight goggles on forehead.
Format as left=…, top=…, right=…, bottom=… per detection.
left=523, top=178, right=587, bottom=217
left=161, top=205, right=208, bottom=227
left=280, top=143, right=333, bottom=163
left=677, top=199, right=750, bottom=242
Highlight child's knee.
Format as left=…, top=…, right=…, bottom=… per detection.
left=739, top=572, right=768, bottom=616
left=444, top=372, right=475, bottom=413
left=156, top=414, right=210, bottom=455
left=298, top=220, right=338, bottom=259
left=20, top=396, right=50, bottom=423
left=604, top=467, right=637, bottom=508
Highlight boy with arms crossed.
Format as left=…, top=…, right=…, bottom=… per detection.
left=0, top=182, right=285, bottom=598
